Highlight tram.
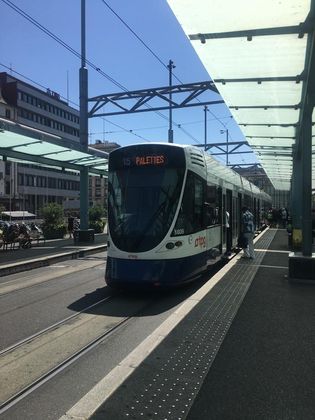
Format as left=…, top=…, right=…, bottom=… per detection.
left=105, top=143, right=271, bottom=288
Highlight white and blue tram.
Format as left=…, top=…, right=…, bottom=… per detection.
left=105, top=143, right=271, bottom=288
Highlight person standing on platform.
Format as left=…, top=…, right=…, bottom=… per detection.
left=67, top=214, right=75, bottom=238
left=241, top=206, right=255, bottom=259
left=225, top=210, right=232, bottom=256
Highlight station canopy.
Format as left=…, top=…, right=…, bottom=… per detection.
left=167, top=0, right=315, bottom=191
left=0, top=117, right=108, bottom=176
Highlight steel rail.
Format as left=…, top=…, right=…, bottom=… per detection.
left=0, top=293, right=157, bottom=414
left=0, top=294, right=113, bottom=357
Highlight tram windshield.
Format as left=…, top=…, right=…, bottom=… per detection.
left=108, top=145, right=185, bottom=252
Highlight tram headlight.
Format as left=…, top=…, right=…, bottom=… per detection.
left=165, top=241, right=183, bottom=250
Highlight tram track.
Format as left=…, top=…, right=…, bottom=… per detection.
left=0, top=257, right=106, bottom=297
left=0, top=294, right=113, bottom=357
left=0, top=292, right=157, bottom=415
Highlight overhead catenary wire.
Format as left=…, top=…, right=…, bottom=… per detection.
left=2, top=0, right=235, bottom=149
left=0, top=62, right=151, bottom=143
left=89, top=115, right=233, bottom=135
left=0, top=0, right=127, bottom=91
left=1, top=0, right=201, bottom=144
left=100, top=0, right=231, bottom=131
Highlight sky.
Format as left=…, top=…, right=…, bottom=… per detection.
left=0, top=0, right=256, bottom=167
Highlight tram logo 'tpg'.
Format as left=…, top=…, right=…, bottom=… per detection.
left=195, top=236, right=206, bottom=248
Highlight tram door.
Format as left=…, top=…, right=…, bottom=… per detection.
left=226, top=189, right=232, bottom=253
left=222, top=193, right=226, bottom=252
left=253, top=198, right=257, bottom=229
left=238, top=193, right=243, bottom=237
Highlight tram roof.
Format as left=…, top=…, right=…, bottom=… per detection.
left=0, top=118, right=108, bottom=176
left=167, top=0, right=315, bottom=191
left=203, top=149, right=270, bottom=200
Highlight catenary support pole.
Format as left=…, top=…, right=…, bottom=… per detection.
left=78, top=0, right=93, bottom=242
left=204, top=106, right=208, bottom=151
left=79, top=0, right=89, bottom=231
left=167, top=60, right=175, bottom=143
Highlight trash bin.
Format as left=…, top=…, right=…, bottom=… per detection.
left=73, top=229, right=95, bottom=243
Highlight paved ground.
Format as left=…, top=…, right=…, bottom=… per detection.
left=88, top=230, right=315, bottom=420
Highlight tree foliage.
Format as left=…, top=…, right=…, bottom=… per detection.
left=40, top=203, right=66, bottom=238
left=88, top=204, right=106, bottom=233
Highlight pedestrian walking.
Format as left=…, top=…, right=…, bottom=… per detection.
left=280, top=207, right=288, bottom=228
left=241, top=206, right=255, bottom=259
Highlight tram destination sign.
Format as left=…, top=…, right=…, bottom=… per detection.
left=123, top=155, right=165, bottom=167
left=109, top=144, right=185, bottom=170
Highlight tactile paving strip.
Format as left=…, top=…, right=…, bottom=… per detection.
left=91, top=230, right=276, bottom=420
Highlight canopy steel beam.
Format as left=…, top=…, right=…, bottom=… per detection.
left=88, top=81, right=222, bottom=117
left=239, top=123, right=298, bottom=127
left=189, top=22, right=312, bottom=43
left=230, top=104, right=300, bottom=110
left=214, top=75, right=304, bottom=84
left=247, top=135, right=295, bottom=139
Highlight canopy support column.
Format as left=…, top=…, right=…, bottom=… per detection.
left=75, top=0, right=94, bottom=243
left=289, top=12, right=315, bottom=281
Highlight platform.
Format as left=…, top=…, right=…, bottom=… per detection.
left=0, top=233, right=107, bottom=277
left=70, top=228, right=315, bottom=420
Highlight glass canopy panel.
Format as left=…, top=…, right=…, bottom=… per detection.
left=166, top=0, right=311, bottom=192
left=231, top=109, right=300, bottom=125
left=191, top=35, right=306, bottom=79
left=243, top=126, right=295, bottom=137
left=0, top=132, right=42, bottom=148
left=217, top=83, right=302, bottom=107
left=249, top=138, right=295, bottom=147
left=259, top=159, right=293, bottom=164
left=0, top=127, right=108, bottom=176
left=167, top=0, right=310, bottom=34
left=13, top=143, right=70, bottom=155
left=259, top=160, right=293, bottom=165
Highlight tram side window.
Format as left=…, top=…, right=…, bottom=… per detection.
left=173, top=171, right=205, bottom=236
left=205, top=185, right=220, bottom=225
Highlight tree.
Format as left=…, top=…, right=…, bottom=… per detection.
left=40, top=203, right=66, bottom=239
left=89, top=204, right=106, bottom=233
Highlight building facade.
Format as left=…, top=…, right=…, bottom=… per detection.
left=88, top=141, right=120, bottom=211
left=0, top=72, right=117, bottom=215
